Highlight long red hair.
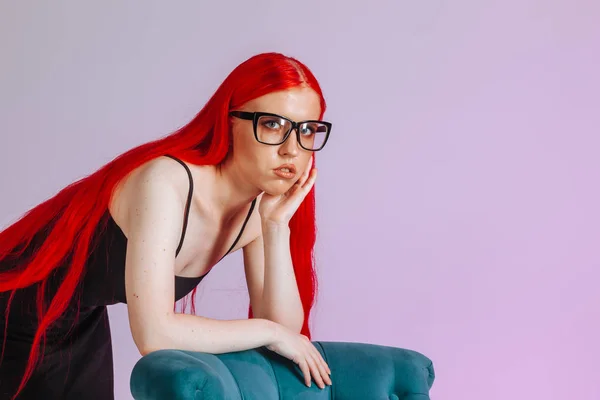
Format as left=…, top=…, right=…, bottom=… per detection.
left=0, top=52, right=326, bottom=397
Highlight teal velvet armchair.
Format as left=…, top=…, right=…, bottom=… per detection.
left=130, top=341, right=435, bottom=399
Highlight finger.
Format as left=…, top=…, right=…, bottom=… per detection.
left=294, top=172, right=307, bottom=188
left=296, top=160, right=312, bottom=187
left=306, top=156, right=314, bottom=175
left=298, top=359, right=312, bottom=387
left=305, top=339, right=330, bottom=376
left=309, top=348, right=331, bottom=384
left=283, top=168, right=317, bottom=209
left=305, top=355, right=326, bottom=389
left=317, top=356, right=331, bottom=382
left=315, top=351, right=330, bottom=375
left=288, top=168, right=316, bottom=200
left=301, top=168, right=317, bottom=191
left=304, top=339, right=329, bottom=386
left=301, top=156, right=314, bottom=180
left=309, top=352, right=331, bottom=386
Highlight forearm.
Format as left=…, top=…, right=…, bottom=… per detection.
left=139, top=314, right=277, bottom=356
left=259, top=221, right=304, bottom=332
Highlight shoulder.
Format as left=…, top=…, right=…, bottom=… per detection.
left=109, top=156, right=194, bottom=234
left=136, top=156, right=191, bottom=186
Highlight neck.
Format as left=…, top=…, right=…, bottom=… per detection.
left=209, top=161, right=261, bottom=220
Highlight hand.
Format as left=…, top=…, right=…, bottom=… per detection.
left=266, top=323, right=332, bottom=389
left=259, top=157, right=317, bottom=226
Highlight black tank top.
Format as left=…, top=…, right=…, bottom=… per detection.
left=0, top=155, right=258, bottom=399
left=78, top=154, right=257, bottom=306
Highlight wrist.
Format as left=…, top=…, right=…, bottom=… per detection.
left=261, top=219, right=291, bottom=235
left=262, top=318, right=280, bottom=345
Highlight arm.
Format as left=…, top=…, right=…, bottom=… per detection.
left=123, top=158, right=331, bottom=389
left=247, top=157, right=318, bottom=334
left=243, top=221, right=304, bottom=333
left=242, top=228, right=331, bottom=390
left=123, top=159, right=276, bottom=356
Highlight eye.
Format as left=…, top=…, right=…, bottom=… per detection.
left=299, top=124, right=316, bottom=136
left=266, top=121, right=279, bottom=129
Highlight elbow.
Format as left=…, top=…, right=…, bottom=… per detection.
left=137, top=335, right=173, bottom=356
left=285, top=309, right=305, bottom=334
left=132, top=319, right=174, bottom=357
left=135, top=334, right=160, bottom=356
left=138, top=344, right=154, bottom=357
left=277, top=315, right=303, bottom=334
left=261, top=312, right=304, bottom=334
left=137, top=335, right=162, bottom=356
left=290, top=320, right=304, bottom=335
left=138, top=342, right=164, bottom=357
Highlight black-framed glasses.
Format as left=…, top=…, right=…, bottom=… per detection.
left=229, top=111, right=331, bottom=151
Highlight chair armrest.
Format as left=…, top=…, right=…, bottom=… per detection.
left=130, top=341, right=435, bottom=399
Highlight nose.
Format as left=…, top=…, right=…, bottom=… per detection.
left=278, top=128, right=301, bottom=156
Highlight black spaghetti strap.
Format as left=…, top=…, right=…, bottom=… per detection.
left=219, top=198, right=257, bottom=262
left=163, top=154, right=193, bottom=257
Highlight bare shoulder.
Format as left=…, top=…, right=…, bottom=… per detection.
left=109, top=156, right=192, bottom=237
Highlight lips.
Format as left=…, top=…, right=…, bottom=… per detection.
left=274, top=164, right=297, bottom=179
left=275, top=164, right=296, bottom=174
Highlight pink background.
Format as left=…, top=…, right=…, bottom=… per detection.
left=1, top=1, right=598, bottom=399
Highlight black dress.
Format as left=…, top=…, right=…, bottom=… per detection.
left=0, top=155, right=256, bottom=399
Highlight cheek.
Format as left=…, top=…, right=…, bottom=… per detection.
left=247, top=142, right=278, bottom=163
left=233, top=133, right=258, bottom=160
left=236, top=141, right=272, bottom=169
left=301, top=154, right=312, bottom=169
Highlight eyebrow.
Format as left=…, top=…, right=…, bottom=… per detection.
left=267, top=112, right=322, bottom=122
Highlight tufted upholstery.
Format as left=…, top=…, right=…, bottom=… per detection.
left=130, top=341, right=435, bottom=399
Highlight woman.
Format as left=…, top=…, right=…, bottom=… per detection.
left=0, top=52, right=333, bottom=399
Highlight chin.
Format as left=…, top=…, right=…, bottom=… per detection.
left=261, top=180, right=294, bottom=196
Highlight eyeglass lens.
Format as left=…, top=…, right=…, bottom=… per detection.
left=256, top=115, right=327, bottom=150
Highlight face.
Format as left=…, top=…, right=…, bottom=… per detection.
left=228, top=86, right=322, bottom=195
